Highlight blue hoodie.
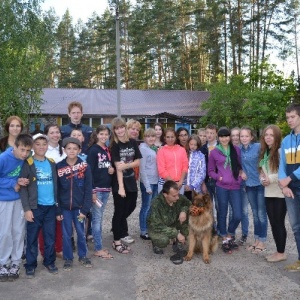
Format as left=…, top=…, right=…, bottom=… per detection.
left=0, top=148, right=25, bottom=201
left=279, top=130, right=300, bottom=189
left=56, top=157, right=93, bottom=216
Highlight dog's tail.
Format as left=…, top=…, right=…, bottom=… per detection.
left=210, top=235, right=219, bottom=253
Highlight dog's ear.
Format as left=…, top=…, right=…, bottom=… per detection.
left=192, top=190, right=198, bottom=199
left=203, top=193, right=211, bottom=202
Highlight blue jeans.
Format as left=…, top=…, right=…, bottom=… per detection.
left=62, top=209, right=88, bottom=260
left=246, top=185, right=267, bottom=242
left=229, top=186, right=249, bottom=236
left=216, top=186, right=242, bottom=237
left=25, top=205, right=56, bottom=270
left=285, top=190, right=300, bottom=260
left=207, top=179, right=218, bottom=230
left=139, top=182, right=158, bottom=235
left=92, top=192, right=110, bottom=251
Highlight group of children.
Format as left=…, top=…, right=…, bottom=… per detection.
left=1, top=100, right=300, bottom=281
left=137, top=107, right=300, bottom=272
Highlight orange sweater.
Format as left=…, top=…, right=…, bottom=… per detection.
left=157, top=144, right=188, bottom=182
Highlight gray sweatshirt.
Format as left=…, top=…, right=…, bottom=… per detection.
left=139, top=143, right=159, bottom=192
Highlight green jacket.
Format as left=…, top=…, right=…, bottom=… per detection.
left=147, top=193, right=191, bottom=239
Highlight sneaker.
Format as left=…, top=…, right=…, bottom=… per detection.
left=170, top=253, right=183, bottom=265
left=121, top=236, right=135, bottom=244
left=285, top=260, right=300, bottom=272
left=63, top=260, right=73, bottom=271
left=238, top=234, right=247, bottom=245
left=153, top=246, right=164, bottom=254
left=45, top=264, right=58, bottom=274
left=25, top=268, right=35, bottom=279
left=228, top=238, right=239, bottom=250
left=221, top=241, right=232, bottom=253
left=140, top=234, right=151, bottom=240
left=8, top=264, right=20, bottom=281
left=172, top=240, right=187, bottom=256
left=0, top=265, right=9, bottom=282
left=79, top=257, right=92, bottom=268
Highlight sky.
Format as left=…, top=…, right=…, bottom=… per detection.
left=41, top=0, right=110, bottom=23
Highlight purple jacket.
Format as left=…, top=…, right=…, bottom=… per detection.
left=208, top=146, right=242, bottom=190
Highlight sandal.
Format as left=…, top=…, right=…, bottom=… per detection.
left=94, top=250, right=114, bottom=259
left=112, top=241, right=130, bottom=254
left=252, top=247, right=267, bottom=254
left=247, top=245, right=256, bottom=251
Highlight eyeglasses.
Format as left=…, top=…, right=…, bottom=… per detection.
left=179, top=134, right=188, bottom=137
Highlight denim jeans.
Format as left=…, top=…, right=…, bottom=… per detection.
left=246, top=185, right=267, bottom=242
left=285, top=190, right=300, bottom=260
left=62, top=209, right=88, bottom=260
left=216, top=186, right=242, bottom=237
left=229, top=186, right=249, bottom=236
left=139, top=182, right=158, bottom=235
left=207, top=179, right=218, bottom=230
left=92, top=191, right=110, bottom=251
left=25, top=205, right=56, bottom=270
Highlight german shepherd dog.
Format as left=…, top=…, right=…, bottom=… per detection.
left=184, top=192, right=218, bottom=264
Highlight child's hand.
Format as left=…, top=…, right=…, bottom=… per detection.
left=92, top=193, right=97, bottom=203
left=118, top=187, right=126, bottom=198
left=25, top=210, right=34, bottom=222
left=240, top=170, right=247, bottom=180
left=56, top=215, right=63, bottom=221
left=115, top=161, right=127, bottom=171
left=14, top=184, right=20, bottom=192
left=18, top=177, right=29, bottom=186
left=78, top=212, right=85, bottom=219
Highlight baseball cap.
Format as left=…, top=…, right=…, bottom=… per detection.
left=32, top=133, right=49, bottom=141
left=62, top=137, right=81, bottom=148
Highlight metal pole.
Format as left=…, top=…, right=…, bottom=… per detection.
left=116, top=1, right=121, bottom=117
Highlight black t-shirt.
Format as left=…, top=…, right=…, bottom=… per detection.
left=86, top=144, right=113, bottom=189
left=111, top=139, right=142, bottom=192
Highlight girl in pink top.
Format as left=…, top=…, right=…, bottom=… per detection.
left=157, top=128, right=188, bottom=194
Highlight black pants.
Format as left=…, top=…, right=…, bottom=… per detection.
left=265, top=197, right=287, bottom=253
left=112, top=191, right=138, bottom=241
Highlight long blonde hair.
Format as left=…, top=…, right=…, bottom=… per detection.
left=110, top=117, right=129, bottom=147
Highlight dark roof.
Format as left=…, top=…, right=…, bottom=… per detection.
left=40, top=88, right=209, bottom=117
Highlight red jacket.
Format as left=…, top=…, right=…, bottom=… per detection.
left=157, top=144, right=188, bottom=182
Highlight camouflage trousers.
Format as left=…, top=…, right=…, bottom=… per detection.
left=149, top=221, right=189, bottom=249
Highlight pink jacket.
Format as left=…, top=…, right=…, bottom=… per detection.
left=157, top=145, right=188, bottom=182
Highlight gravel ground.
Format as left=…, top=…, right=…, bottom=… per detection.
left=1, top=192, right=299, bottom=300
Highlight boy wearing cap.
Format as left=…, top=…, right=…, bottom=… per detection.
left=0, top=133, right=33, bottom=282
left=20, top=133, right=58, bottom=278
left=56, top=137, right=93, bottom=270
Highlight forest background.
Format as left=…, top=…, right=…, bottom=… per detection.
left=1, top=0, right=300, bottom=134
